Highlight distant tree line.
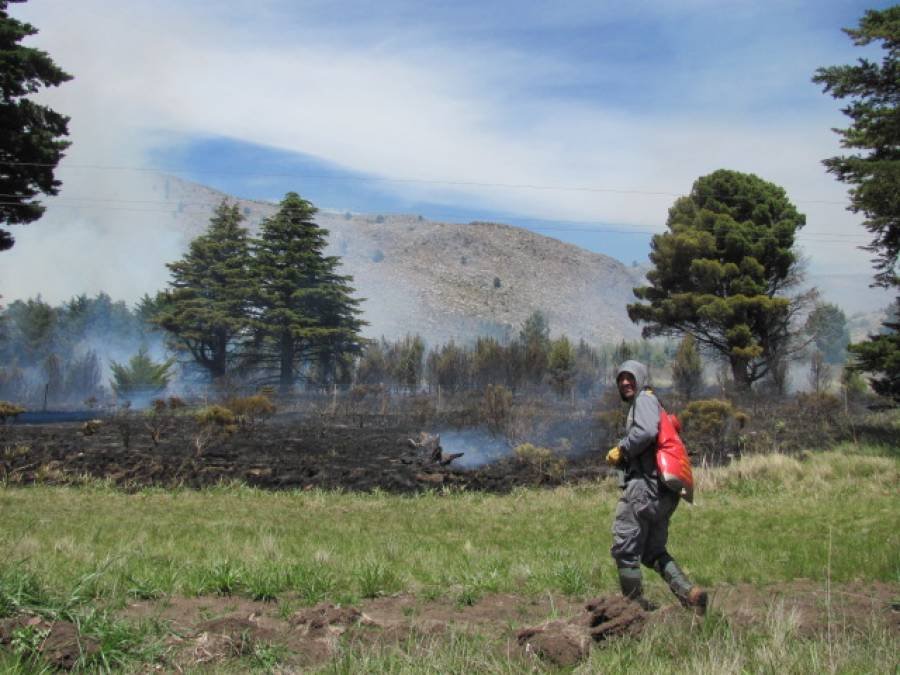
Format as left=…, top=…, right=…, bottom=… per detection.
left=354, top=310, right=674, bottom=398
left=0, top=292, right=157, bottom=405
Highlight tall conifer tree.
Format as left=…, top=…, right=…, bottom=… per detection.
left=154, top=200, right=252, bottom=380
left=814, top=7, right=900, bottom=400
left=251, top=192, right=364, bottom=391
left=0, top=0, right=72, bottom=251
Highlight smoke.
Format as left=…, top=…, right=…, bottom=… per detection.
left=0, top=292, right=169, bottom=410
left=0, top=171, right=193, bottom=306
left=435, top=429, right=514, bottom=469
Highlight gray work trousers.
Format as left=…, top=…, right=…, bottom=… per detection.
left=610, top=477, right=679, bottom=568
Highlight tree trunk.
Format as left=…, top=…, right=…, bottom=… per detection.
left=211, top=330, right=228, bottom=379
left=730, top=356, right=751, bottom=392
left=279, top=332, right=294, bottom=394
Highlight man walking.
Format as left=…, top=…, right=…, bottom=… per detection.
left=606, top=359, right=707, bottom=613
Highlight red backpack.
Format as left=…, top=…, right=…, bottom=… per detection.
left=656, top=407, right=694, bottom=503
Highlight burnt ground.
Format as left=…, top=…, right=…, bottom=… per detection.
left=0, top=415, right=607, bottom=493
left=4, top=581, right=890, bottom=671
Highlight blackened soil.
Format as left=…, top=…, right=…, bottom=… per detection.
left=0, top=416, right=608, bottom=493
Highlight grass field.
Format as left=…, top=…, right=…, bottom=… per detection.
left=0, top=442, right=897, bottom=672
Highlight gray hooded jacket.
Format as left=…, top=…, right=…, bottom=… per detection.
left=615, top=360, right=662, bottom=484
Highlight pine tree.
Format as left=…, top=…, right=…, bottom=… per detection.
left=848, top=298, right=900, bottom=399
left=628, top=169, right=807, bottom=390
left=388, top=334, right=425, bottom=391
left=671, top=334, right=703, bottom=400
left=110, top=347, right=174, bottom=399
left=814, top=7, right=900, bottom=400
left=518, top=310, right=550, bottom=386
left=251, top=192, right=365, bottom=391
left=813, top=6, right=900, bottom=288
left=548, top=336, right=576, bottom=397
left=805, top=302, right=850, bottom=364
left=426, top=340, right=470, bottom=392
left=154, top=200, right=253, bottom=380
left=0, top=0, right=72, bottom=251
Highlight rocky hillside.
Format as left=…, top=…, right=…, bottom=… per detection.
left=156, top=176, right=647, bottom=346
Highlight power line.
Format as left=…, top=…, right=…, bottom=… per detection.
left=0, top=159, right=850, bottom=205
left=0, top=199, right=871, bottom=246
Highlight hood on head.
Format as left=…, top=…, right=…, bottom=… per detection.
left=616, top=359, right=649, bottom=393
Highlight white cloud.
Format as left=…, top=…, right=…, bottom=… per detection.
left=2, top=0, right=880, bottom=307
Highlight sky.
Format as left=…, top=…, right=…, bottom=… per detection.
left=2, top=0, right=896, bottom=311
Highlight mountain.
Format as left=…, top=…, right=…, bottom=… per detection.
left=156, top=176, right=647, bottom=346
left=19, top=174, right=884, bottom=348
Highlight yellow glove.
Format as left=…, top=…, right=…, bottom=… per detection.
left=606, top=446, right=622, bottom=467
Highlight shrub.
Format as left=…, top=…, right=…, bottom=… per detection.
left=680, top=398, right=746, bottom=459
left=195, top=405, right=237, bottom=429
left=0, top=401, right=25, bottom=423
left=193, top=405, right=238, bottom=456
left=109, top=347, right=174, bottom=399
left=225, top=394, right=277, bottom=431
left=514, top=443, right=566, bottom=480
left=681, top=399, right=737, bottom=436
left=144, top=398, right=184, bottom=446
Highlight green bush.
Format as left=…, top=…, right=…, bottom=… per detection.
left=224, top=394, right=276, bottom=431
left=680, top=398, right=746, bottom=459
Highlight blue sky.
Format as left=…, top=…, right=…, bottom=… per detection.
left=2, top=0, right=896, bottom=307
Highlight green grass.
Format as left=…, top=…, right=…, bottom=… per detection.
left=0, top=444, right=896, bottom=671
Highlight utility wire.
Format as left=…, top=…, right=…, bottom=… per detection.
left=0, top=159, right=850, bottom=205
left=0, top=198, right=870, bottom=245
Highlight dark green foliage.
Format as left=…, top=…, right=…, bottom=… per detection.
left=355, top=339, right=391, bottom=385
left=426, top=340, right=470, bottom=392
left=250, top=192, right=365, bottom=391
left=109, top=348, right=174, bottom=399
left=0, top=0, right=72, bottom=251
left=815, top=8, right=900, bottom=400
left=813, top=6, right=900, bottom=288
left=848, top=299, right=900, bottom=400
left=472, top=336, right=506, bottom=387
left=613, top=340, right=633, bottom=365
left=0, top=293, right=148, bottom=368
left=1, top=296, right=58, bottom=366
left=672, top=334, right=704, bottom=400
left=153, top=200, right=253, bottom=380
left=547, top=335, right=576, bottom=397
left=805, top=302, right=850, bottom=363
left=629, top=169, right=806, bottom=389
left=519, top=310, right=550, bottom=386
left=0, top=293, right=152, bottom=404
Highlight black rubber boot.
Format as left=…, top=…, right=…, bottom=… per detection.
left=653, top=555, right=707, bottom=615
left=617, top=567, right=657, bottom=611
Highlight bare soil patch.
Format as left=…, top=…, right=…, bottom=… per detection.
left=114, top=581, right=898, bottom=670
left=0, top=615, right=99, bottom=670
